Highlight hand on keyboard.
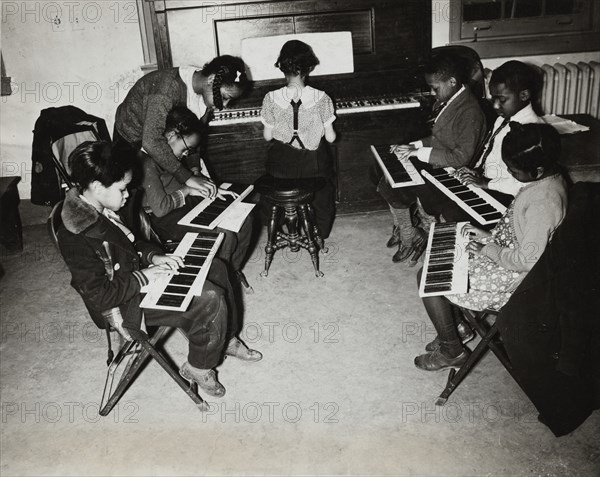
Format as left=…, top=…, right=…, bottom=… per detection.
left=151, top=254, right=184, bottom=269
left=186, top=176, right=218, bottom=198
left=216, top=188, right=239, bottom=201
left=390, top=144, right=416, bottom=160
left=454, top=167, right=489, bottom=188
left=460, top=223, right=491, bottom=239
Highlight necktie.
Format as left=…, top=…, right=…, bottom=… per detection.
left=425, top=100, right=447, bottom=130
left=473, top=117, right=510, bottom=169
left=288, top=99, right=305, bottom=149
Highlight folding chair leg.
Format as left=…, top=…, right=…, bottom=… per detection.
left=435, top=325, right=499, bottom=405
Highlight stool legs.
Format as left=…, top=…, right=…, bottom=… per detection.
left=261, top=205, right=281, bottom=277
left=298, top=204, right=323, bottom=277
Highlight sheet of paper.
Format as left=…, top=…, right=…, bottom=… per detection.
left=217, top=202, right=255, bottom=233
left=542, top=114, right=590, bottom=135
left=241, top=32, right=354, bottom=81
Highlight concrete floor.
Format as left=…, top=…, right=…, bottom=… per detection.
left=1, top=211, right=599, bottom=476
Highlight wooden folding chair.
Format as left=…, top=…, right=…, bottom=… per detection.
left=435, top=308, right=525, bottom=406
left=48, top=200, right=209, bottom=415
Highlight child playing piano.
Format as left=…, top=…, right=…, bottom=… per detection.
left=379, top=51, right=487, bottom=264
left=58, top=142, right=261, bottom=398
left=447, top=61, right=544, bottom=221
left=414, top=123, right=568, bottom=371
left=140, top=105, right=253, bottom=287
left=260, top=40, right=337, bottom=239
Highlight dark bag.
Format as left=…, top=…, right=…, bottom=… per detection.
left=31, top=106, right=110, bottom=206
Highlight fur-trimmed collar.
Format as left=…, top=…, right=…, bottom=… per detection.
left=61, top=187, right=102, bottom=234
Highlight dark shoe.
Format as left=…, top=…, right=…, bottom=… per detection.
left=392, top=243, right=411, bottom=263
left=408, top=228, right=428, bottom=268
left=425, top=322, right=475, bottom=352
left=225, top=337, right=263, bottom=362
left=414, top=347, right=470, bottom=372
left=386, top=226, right=401, bottom=248
left=180, top=362, right=226, bottom=397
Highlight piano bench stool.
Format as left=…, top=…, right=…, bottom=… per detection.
left=255, top=175, right=327, bottom=278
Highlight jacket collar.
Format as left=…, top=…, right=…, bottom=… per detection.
left=433, top=87, right=470, bottom=131
left=61, top=188, right=136, bottom=250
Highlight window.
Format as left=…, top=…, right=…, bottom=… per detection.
left=449, top=0, right=600, bottom=58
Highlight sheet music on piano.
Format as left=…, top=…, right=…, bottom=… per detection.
left=178, top=183, right=254, bottom=230
left=370, top=145, right=425, bottom=188
left=140, top=232, right=224, bottom=312
left=419, top=222, right=470, bottom=298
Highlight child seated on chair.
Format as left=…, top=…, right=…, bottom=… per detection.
left=447, top=61, right=544, bottom=222
left=57, top=141, right=261, bottom=399
left=260, top=40, right=337, bottom=239
left=140, top=105, right=253, bottom=286
left=378, top=51, right=487, bottom=265
left=414, top=123, right=568, bottom=372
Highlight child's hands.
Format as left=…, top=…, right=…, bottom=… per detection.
left=461, top=223, right=491, bottom=239
left=185, top=176, right=218, bottom=198
left=141, top=264, right=176, bottom=283
left=466, top=240, right=485, bottom=255
left=141, top=255, right=184, bottom=282
left=215, top=188, right=239, bottom=201
left=151, top=254, right=184, bottom=269
left=390, top=144, right=416, bottom=160
left=454, top=168, right=489, bottom=188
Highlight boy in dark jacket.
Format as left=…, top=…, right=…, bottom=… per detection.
left=57, top=142, right=261, bottom=398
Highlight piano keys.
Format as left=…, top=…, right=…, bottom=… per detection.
left=140, top=232, right=224, bottom=311
left=178, top=183, right=254, bottom=230
left=421, top=168, right=507, bottom=226
left=211, top=95, right=420, bottom=126
left=370, top=144, right=425, bottom=188
left=419, top=222, right=470, bottom=298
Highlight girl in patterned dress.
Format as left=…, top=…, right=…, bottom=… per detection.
left=414, top=123, right=569, bottom=371
left=260, top=40, right=337, bottom=238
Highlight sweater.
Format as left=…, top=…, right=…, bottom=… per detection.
left=114, top=68, right=192, bottom=184
left=482, top=173, right=568, bottom=273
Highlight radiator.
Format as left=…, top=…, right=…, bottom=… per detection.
left=541, top=61, right=600, bottom=119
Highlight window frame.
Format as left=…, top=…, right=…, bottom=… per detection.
left=449, top=0, right=600, bottom=58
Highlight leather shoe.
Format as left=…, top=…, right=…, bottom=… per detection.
left=414, top=347, right=470, bottom=372
left=425, top=322, right=475, bottom=352
left=180, top=362, right=226, bottom=397
left=386, top=226, right=401, bottom=248
left=392, top=228, right=427, bottom=264
left=225, top=337, right=263, bottom=362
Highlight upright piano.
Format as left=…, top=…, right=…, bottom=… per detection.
left=145, top=0, right=433, bottom=212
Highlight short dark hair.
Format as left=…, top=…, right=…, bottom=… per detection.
left=490, top=60, right=536, bottom=95
left=423, top=52, right=464, bottom=84
left=502, top=122, right=561, bottom=174
left=275, top=40, right=320, bottom=77
left=201, top=55, right=249, bottom=110
left=69, top=141, right=133, bottom=191
left=165, top=105, right=204, bottom=137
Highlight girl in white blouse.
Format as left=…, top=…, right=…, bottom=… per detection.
left=261, top=40, right=337, bottom=238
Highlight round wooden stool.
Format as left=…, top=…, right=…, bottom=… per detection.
left=255, top=175, right=327, bottom=277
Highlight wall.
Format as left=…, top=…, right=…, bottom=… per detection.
left=1, top=1, right=145, bottom=201
left=1, top=0, right=598, bottom=203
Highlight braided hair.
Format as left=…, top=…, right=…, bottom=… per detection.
left=201, top=55, right=249, bottom=110
left=502, top=122, right=562, bottom=175
left=275, top=40, right=319, bottom=78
